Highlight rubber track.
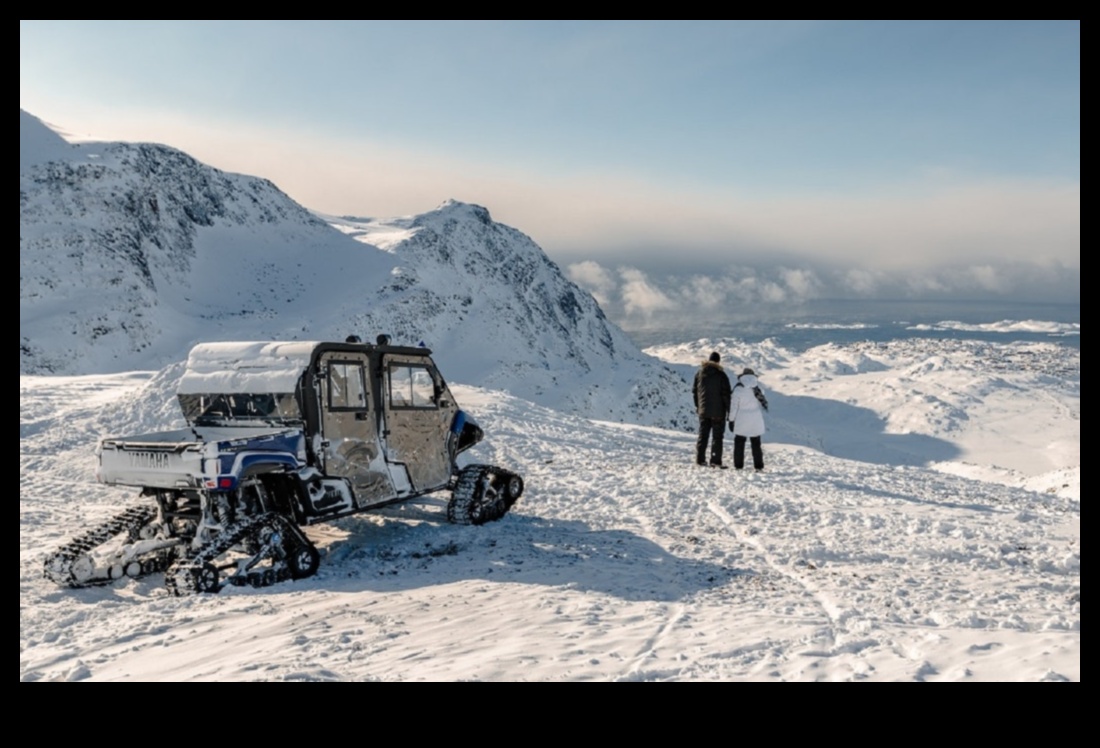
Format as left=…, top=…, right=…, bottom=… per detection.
left=164, top=512, right=304, bottom=595
left=446, top=464, right=521, bottom=525
left=43, top=505, right=162, bottom=587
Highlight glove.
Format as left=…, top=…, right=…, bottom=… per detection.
left=728, top=420, right=735, bottom=433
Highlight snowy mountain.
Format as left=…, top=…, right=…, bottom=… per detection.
left=18, top=110, right=691, bottom=428
left=19, top=110, right=385, bottom=374
left=326, top=205, right=691, bottom=427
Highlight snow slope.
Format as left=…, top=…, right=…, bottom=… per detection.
left=19, top=337, right=1079, bottom=682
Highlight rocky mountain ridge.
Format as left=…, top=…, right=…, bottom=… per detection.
left=19, top=110, right=692, bottom=428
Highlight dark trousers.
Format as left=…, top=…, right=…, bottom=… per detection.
left=733, top=435, right=763, bottom=470
left=696, top=417, right=725, bottom=465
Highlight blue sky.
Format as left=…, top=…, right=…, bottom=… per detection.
left=20, top=20, right=1080, bottom=309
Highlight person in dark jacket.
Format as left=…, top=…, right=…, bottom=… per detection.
left=692, top=352, right=732, bottom=467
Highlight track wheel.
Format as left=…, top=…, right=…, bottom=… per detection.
left=503, top=473, right=524, bottom=505
left=457, top=470, right=508, bottom=525
left=195, top=563, right=221, bottom=593
left=471, top=480, right=506, bottom=525
left=169, top=562, right=222, bottom=595
left=288, top=542, right=321, bottom=580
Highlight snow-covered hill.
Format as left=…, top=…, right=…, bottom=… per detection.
left=20, top=110, right=390, bottom=374
left=19, top=346, right=1080, bottom=681
left=648, top=336, right=1080, bottom=485
left=19, top=110, right=690, bottom=428
left=326, top=205, right=691, bottom=427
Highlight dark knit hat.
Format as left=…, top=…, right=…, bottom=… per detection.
left=741, top=368, right=755, bottom=376
left=709, top=352, right=721, bottom=363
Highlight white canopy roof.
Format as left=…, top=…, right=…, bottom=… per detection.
left=177, top=341, right=321, bottom=394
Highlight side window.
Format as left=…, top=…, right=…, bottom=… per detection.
left=410, top=367, right=435, bottom=407
left=328, top=361, right=368, bottom=410
left=388, top=364, right=438, bottom=409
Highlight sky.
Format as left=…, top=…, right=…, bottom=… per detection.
left=19, top=20, right=1080, bottom=306
left=20, top=334, right=1079, bottom=681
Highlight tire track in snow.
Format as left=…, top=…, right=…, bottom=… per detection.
left=623, top=603, right=687, bottom=678
left=706, top=497, right=845, bottom=650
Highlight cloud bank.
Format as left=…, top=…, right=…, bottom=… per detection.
left=567, top=260, right=1079, bottom=329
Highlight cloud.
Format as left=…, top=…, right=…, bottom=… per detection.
left=522, top=178, right=1079, bottom=281
left=778, top=267, right=821, bottom=298
left=566, top=257, right=1078, bottom=331
left=682, top=275, right=730, bottom=310
left=842, top=268, right=883, bottom=295
left=566, top=261, right=617, bottom=307
left=619, top=267, right=676, bottom=318
left=570, top=262, right=831, bottom=326
left=965, top=265, right=1011, bottom=294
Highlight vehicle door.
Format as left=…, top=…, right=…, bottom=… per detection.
left=317, top=351, right=394, bottom=506
left=382, top=354, right=454, bottom=492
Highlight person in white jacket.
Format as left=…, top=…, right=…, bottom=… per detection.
left=728, top=368, right=769, bottom=471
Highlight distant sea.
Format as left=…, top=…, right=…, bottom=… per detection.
left=622, top=299, right=1081, bottom=353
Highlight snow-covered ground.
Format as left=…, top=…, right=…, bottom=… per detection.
left=19, top=337, right=1079, bottom=681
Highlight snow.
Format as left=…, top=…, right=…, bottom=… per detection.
left=20, top=336, right=1079, bottom=682
left=176, top=341, right=321, bottom=395
left=19, top=109, right=75, bottom=170
left=907, top=319, right=1081, bottom=336
left=19, top=109, right=1079, bottom=681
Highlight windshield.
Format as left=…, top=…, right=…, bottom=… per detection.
left=179, top=393, right=302, bottom=426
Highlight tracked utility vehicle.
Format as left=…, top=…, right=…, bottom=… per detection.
left=44, top=336, right=524, bottom=595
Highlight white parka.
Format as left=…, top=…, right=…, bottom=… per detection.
left=730, top=374, right=766, bottom=437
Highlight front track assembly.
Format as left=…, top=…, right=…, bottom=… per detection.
left=164, top=512, right=320, bottom=595
left=447, top=464, right=524, bottom=525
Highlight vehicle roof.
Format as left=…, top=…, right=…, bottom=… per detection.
left=178, top=341, right=322, bottom=394
left=176, top=340, right=436, bottom=394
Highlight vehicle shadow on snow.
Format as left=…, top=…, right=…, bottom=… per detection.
left=765, top=391, right=962, bottom=467
left=35, top=512, right=749, bottom=603
left=307, top=509, right=749, bottom=603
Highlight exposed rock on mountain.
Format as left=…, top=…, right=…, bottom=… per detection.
left=329, top=202, right=691, bottom=427
left=20, top=109, right=388, bottom=374
left=19, top=111, right=691, bottom=428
